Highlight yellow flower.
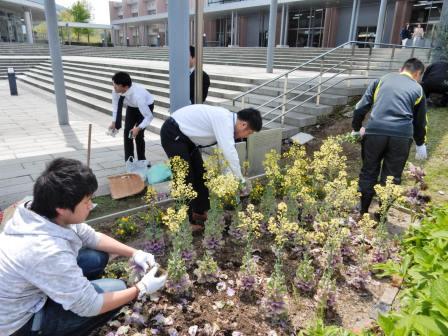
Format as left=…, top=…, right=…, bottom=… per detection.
left=263, top=150, right=283, bottom=187
left=268, top=202, right=298, bottom=248
left=206, top=173, right=240, bottom=200
left=374, top=176, right=405, bottom=214
left=162, top=205, right=188, bottom=233
left=238, top=204, right=264, bottom=237
left=311, top=137, right=347, bottom=182
left=144, top=186, right=158, bottom=204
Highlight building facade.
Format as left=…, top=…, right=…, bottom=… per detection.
left=0, top=0, right=49, bottom=43
left=109, top=0, right=445, bottom=48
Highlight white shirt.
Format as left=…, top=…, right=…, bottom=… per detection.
left=172, top=104, right=243, bottom=180
left=111, top=83, right=155, bottom=129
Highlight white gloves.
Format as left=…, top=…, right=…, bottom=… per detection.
left=351, top=127, right=365, bottom=137
left=132, top=250, right=155, bottom=272
left=415, top=144, right=427, bottom=160
left=136, top=266, right=167, bottom=299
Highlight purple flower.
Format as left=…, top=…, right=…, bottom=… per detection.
left=202, top=236, right=224, bottom=252
left=181, top=249, right=195, bottom=263
left=166, top=274, right=192, bottom=295
left=228, top=226, right=246, bottom=242
left=141, top=239, right=165, bottom=256
left=240, top=274, right=256, bottom=292
left=294, top=278, right=315, bottom=293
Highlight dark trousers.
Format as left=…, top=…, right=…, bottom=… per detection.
left=359, top=134, right=412, bottom=213
left=160, top=118, right=210, bottom=217
left=12, top=249, right=126, bottom=336
left=124, top=104, right=154, bottom=162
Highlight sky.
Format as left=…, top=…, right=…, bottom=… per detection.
left=56, top=0, right=116, bottom=24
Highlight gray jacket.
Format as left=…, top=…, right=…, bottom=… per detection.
left=352, top=72, right=427, bottom=146
left=0, top=204, right=103, bottom=335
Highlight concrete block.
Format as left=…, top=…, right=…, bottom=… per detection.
left=290, top=132, right=314, bottom=145
left=247, top=129, right=282, bottom=176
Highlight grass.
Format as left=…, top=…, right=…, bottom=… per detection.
left=407, top=107, right=448, bottom=205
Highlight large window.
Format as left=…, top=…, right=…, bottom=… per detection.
left=287, top=8, right=325, bottom=47
left=410, top=0, right=444, bottom=45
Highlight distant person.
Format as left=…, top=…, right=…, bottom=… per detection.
left=400, top=23, right=412, bottom=47
left=108, top=72, right=155, bottom=164
left=351, top=58, right=428, bottom=215
left=189, top=45, right=211, bottom=104
left=421, top=60, right=448, bottom=107
left=412, top=24, right=424, bottom=47
left=0, top=158, right=166, bottom=336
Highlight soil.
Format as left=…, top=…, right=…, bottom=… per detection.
left=93, top=103, right=416, bottom=335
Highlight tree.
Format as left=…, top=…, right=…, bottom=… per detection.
left=69, top=0, right=92, bottom=41
left=58, top=9, right=74, bottom=43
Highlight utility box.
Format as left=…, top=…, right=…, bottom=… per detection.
left=7, top=68, right=18, bottom=96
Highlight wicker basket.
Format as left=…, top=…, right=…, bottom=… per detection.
left=108, top=173, right=145, bottom=199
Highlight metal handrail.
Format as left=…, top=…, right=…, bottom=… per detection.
left=255, top=57, right=351, bottom=111
left=232, top=40, right=432, bottom=106
left=263, top=67, right=348, bottom=121
left=264, top=75, right=374, bottom=127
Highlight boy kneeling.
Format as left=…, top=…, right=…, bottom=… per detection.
left=0, top=158, right=166, bottom=336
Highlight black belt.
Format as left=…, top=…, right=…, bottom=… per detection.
left=167, top=117, right=217, bottom=151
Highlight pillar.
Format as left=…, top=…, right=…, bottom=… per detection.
left=266, top=0, right=278, bottom=73
left=168, top=0, right=189, bottom=111
left=44, top=0, right=69, bottom=125
left=24, top=10, right=33, bottom=44
left=374, top=0, right=388, bottom=46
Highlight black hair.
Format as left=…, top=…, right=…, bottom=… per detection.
left=402, top=58, right=425, bottom=74
left=237, top=108, right=262, bottom=132
left=190, top=45, right=195, bottom=58
left=30, top=158, right=98, bottom=219
left=112, top=71, right=132, bottom=87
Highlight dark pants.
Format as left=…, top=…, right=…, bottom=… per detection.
left=160, top=118, right=210, bottom=217
left=12, top=249, right=126, bottom=336
left=359, top=134, right=412, bottom=213
left=124, top=103, right=154, bottom=162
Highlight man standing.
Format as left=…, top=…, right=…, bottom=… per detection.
left=351, top=58, right=428, bottom=214
left=109, top=72, right=155, bottom=163
left=1, top=158, right=166, bottom=336
left=189, top=45, right=211, bottom=104
left=160, top=105, right=262, bottom=222
left=421, top=59, right=448, bottom=107
left=400, top=23, right=412, bottom=47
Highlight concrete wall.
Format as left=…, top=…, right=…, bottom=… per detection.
left=245, top=13, right=261, bottom=46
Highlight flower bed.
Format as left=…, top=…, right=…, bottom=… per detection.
left=97, top=136, right=428, bottom=336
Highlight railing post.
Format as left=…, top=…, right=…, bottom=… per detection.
left=281, top=73, right=288, bottom=127
left=427, top=47, right=432, bottom=63
left=365, top=47, right=372, bottom=85
left=411, top=46, right=415, bottom=58
left=242, top=95, right=245, bottom=109
left=389, top=45, right=395, bottom=70
left=316, top=56, right=324, bottom=105
left=347, top=42, right=355, bottom=87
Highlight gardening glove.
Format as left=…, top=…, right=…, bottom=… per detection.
left=132, top=250, right=156, bottom=272
left=240, top=179, right=252, bottom=197
left=136, top=266, right=167, bottom=299
left=415, top=144, right=427, bottom=161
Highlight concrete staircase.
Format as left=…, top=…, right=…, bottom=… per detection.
left=0, top=42, right=431, bottom=71
left=0, top=57, right=50, bottom=79
left=8, top=43, right=431, bottom=138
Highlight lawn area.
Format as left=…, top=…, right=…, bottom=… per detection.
left=407, top=107, right=448, bottom=205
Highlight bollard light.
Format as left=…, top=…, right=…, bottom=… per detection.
left=7, top=68, right=18, bottom=96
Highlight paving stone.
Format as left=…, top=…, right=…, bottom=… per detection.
left=379, top=286, right=399, bottom=305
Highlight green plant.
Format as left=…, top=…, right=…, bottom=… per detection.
left=376, top=205, right=448, bottom=335
left=114, top=216, right=138, bottom=237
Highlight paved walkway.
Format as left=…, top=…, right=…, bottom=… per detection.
left=0, top=80, right=167, bottom=209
